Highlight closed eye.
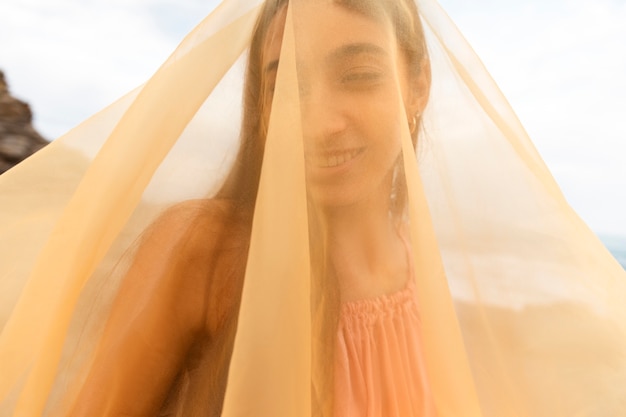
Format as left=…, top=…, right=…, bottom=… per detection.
left=342, top=71, right=382, bottom=82
left=340, top=67, right=384, bottom=86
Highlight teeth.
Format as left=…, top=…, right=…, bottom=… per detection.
left=318, top=149, right=361, bottom=168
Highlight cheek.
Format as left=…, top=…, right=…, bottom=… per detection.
left=368, top=99, right=404, bottom=149
left=371, top=116, right=403, bottom=178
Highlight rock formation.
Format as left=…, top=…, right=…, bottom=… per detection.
left=0, top=70, right=48, bottom=174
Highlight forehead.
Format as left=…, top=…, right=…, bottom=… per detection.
left=262, top=2, right=395, bottom=68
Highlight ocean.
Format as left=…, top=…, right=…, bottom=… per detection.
left=599, top=235, right=626, bottom=269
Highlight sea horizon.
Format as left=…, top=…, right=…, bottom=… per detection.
left=599, top=234, right=626, bottom=269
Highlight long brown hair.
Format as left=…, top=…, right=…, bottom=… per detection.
left=218, top=0, right=429, bottom=211
left=214, top=1, right=430, bottom=416
left=216, top=0, right=290, bottom=211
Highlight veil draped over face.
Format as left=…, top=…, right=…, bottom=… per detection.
left=1, top=0, right=625, bottom=416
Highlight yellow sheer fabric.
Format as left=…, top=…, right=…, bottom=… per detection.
left=1, top=0, right=625, bottom=416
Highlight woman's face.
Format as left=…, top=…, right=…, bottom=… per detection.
left=262, top=2, right=419, bottom=208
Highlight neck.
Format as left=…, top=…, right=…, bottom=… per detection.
left=314, top=191, right=410, bottom=302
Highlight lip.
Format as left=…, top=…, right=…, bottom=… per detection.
left=306, top=147, right=365, bottom=169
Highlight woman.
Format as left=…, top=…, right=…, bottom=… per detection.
left=2, top=0, right=626, bottom=416
left=63, top=0, right=433, bottom=415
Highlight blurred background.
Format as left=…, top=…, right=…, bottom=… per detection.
left=0, top=0, right=624, bottom=266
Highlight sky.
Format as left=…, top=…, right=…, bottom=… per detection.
left=1, top=0, right=625, bottom=236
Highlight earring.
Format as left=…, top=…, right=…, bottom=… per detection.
left=408, top=112, right=420, bottom=134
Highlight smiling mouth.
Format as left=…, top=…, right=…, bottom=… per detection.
left=310, top=148, right=364, bottom=168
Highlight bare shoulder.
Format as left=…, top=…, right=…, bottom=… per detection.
left=63, top=199, right=249, bottom=416
left=142, top=199, right=247, bottom=257
left=133, top=198, right=250, bottom=336
left=148, top=198, right=238, bottom=239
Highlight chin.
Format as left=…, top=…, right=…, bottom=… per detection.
left=307, top=186, right=361, bottom=211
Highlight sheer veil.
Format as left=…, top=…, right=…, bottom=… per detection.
left=1, top=0, right=625, bottom=416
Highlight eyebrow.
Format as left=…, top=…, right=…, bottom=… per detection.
left=328, top=42, right=387, bottom=63
left=263, top=42, right=386, bottom=75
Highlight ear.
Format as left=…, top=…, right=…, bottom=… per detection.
left=405, top=58, right=431, bottom=121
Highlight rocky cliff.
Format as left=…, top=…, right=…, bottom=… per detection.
left=0, top=70, right=48, bottom=174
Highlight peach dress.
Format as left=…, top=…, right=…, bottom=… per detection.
left=334, top=240, right=437, bottom=416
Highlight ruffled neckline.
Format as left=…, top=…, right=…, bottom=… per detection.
left=338, top=279, right=418, bottom=327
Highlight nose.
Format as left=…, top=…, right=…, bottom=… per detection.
left=300, top=81, right=349, bottom=149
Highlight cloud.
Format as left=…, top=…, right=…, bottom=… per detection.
left=1, top=0, right=624, bottom=235
left=0, top=0, right=219, bottom=138
left=440, top=0, right=626, bottom=235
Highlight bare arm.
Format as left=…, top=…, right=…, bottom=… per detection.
left=66, top=201, right=231, bottom=416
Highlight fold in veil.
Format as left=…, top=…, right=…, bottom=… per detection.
left=1, top=0, right=625, bottom=416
